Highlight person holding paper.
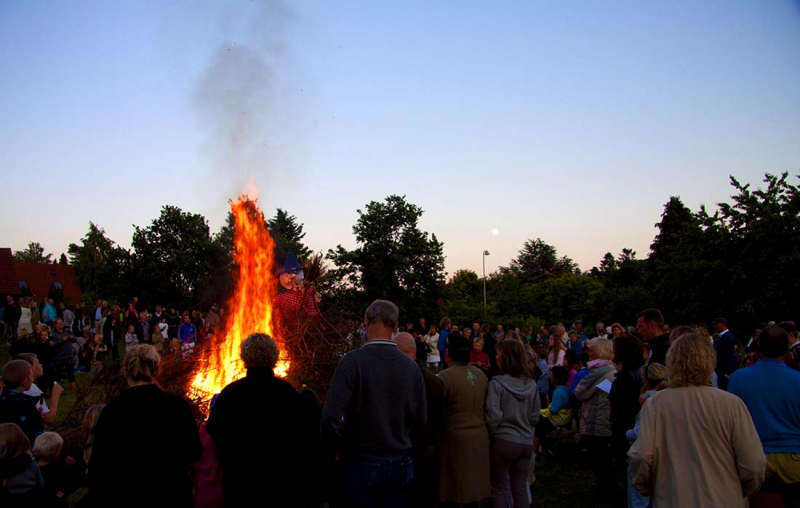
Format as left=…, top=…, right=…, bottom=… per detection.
left=575, top=337, right=618, bottom=499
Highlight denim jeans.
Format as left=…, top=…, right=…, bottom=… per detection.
left=342, top=452, right=414, bottom=508
left=627, top=460, right=650, bottom=508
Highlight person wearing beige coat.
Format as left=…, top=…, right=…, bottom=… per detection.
left=628, top=333, right=765, bottom=508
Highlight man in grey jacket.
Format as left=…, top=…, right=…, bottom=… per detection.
left=322, top=299, right=427, bottom=507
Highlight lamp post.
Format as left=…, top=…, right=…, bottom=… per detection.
left=483, top=250, right=490, bottom=321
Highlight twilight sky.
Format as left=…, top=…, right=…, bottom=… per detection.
left=1, top=1, right=799, bottom=277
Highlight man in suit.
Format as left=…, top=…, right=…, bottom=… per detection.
left=713, top=317, right=736, bottom=390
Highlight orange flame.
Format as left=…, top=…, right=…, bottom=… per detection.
left=191, top=194, right=289, bottom=402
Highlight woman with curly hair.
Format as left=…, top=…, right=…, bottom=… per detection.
left=629, top=333, right=765, bottom=507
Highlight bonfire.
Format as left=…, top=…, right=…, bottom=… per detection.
left=190, top=194, right=290, bottom=404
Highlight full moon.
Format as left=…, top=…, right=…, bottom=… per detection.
left=491, top=228, right=499, bottom=236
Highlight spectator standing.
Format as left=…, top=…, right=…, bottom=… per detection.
left=396, top=332, right=445, bottom=508
left=29, top=301, right=40, bottom=331
left=208, top=333, right=318, bottom=507
left=712, top=318, right=737, bottom=390
left=102, top=311, right=122, bottom=361
left=485, top=339, right=540, bottom=508
left=438, top=318, right=452, bottom=369
left=438, top=334, right=491, bottom=506
left=629, top=333, right=765, bottom=507
left=4, top=295, right=21, bottom=341
left=133, top=311, right=151, bottom=345
left=575, top=337, right=617, bottom=498
left=88, top=345, right=202, bottom=508
left=636, top=309, right=670, bottom=365
left=424, top=325, right=441, bottom=372
left=41, top=299, right=57, bottom=327
left=17, top=300, right=32, bottom=336
left=51, top=319, right=76, bottom=390
left=728, top=325, right=800, bottom=507
left=609, top=334, right=644, bottom=484
left=322, top=300, right=426, bottom=507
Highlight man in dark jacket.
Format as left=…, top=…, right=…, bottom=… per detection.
left=4, top=295, right=21, bottom=341
left=322, top=299, right=427, bottom=507
left=712, top=317, right=737, bottom=390
left=133, top=311, right=151, bottom=344
left=207, top=333, right=318, bottom=507
left=396, top=332, right=444, bottom=508
left=636, top=308, right=670, bottom=365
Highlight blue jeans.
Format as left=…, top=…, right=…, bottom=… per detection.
left=627, top=460, right=651, bottom=508
left=342, top=452, right=413, bottom=507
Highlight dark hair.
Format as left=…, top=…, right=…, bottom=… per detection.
left=759, top=325, right=790, bottom=358
left=579, top=352, right=590, bottom=366
left=636, top=308, right=664, bottom=328
left=448, top=334, right=471, bottom=364
left=778, top=321, right=797, bottom=337
left=551, top=366, right=569, bottom=386
left=564, top=349, right=578, bottom=367
left=613, top=334, right=645, bottom=369
left=497, top=339, right=531, bottom=379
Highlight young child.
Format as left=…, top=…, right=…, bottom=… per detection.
left=33, top=432, right=81, bottom=507
left=124, top=325, right=138, bottom=354
left=424, top=325, right=440, bottom=372
left=535, top=366, right=573, bottom=455
left=563, top=350, right=579, bottom=389
left=154, top=316, right=169, bottom=354
left=0, top=422, right=44, bottom=498
left=470, top=338, right=491, bottom=373
left=570, top=352, right=591, bottom=394
left=88, top=335, right=108, bottom=381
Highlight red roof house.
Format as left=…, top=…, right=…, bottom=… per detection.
left=0, top=248, right=83, bottom=303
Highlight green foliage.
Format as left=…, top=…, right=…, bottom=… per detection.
left=13, top=241, right=53, bottom=264
left=268, top=208, right=311, bottom=263
left=68, top=223, right=134, bottom=305
left=131, top=205, right=219, bottom=307
left=501, top=238, right=579, bottom=285
left=325, top=195, right=446, bottom=320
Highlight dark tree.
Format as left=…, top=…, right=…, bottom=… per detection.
left=326, top=195, right=446, bottom=320
left=268, top=208, right=311, bottom=263
left=501, top=238, right=578, bottom=285
left=13, top=242, right=53, bottom=264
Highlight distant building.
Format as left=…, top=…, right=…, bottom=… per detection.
left=0, top=248, right=83, bottom=303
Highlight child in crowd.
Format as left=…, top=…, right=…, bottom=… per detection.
left=124, top=325, right=138, bottom=355
left=14, top=353, right=64, bottom=426
left=533, top=346, right=550, bottom=406
left=535, top=366, right=573, bottom=455
left=88, top=335, right=108, bottom=381
left=547, top=334, right=566, bottom=368
left=424, top=325, right=440, bottom=372
left=155, top=316, right=169, bottom=354
left=570, top=353, right=591, bottom=394
left=563, top=350, right=579, bottom=389
left=33, top=432, right=81, bottom=507
left=470, top=338, right=491, bottom=374
left=0, top=422, right=44, bottom=500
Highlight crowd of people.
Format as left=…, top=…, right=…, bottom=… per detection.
left=1, top=294, right=799, bottom=507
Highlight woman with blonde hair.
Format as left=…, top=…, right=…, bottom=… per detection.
left=79, top=404, right=105, bottom=467
left=629, top=334, right=765, bottom=507
left=575, top=337, right=617, bottom=497
left=87, top=345, right=202, bottom=507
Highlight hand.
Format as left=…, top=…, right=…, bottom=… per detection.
left=51, top=383, right=64, bottom=397
left=64, top=456, right=76, bottom=465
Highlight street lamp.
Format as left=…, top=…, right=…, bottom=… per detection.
left=483, top=250, right=490, bottom=321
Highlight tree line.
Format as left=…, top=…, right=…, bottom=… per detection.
left=16, top=172, right=800, bottom=334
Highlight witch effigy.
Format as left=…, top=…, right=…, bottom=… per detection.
left=275, top=250, right=321, bottom=323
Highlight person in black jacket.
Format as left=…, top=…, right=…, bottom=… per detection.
left=4, top=295, right=22, bottom=342
left=207, top=333, right=318, bottom=507
left=87, top=345, right=201, bottom=508
left=636, top=308, right=670, bottom=365
left=102, top=310, right=121, bottom=361
left=609, top=334, right=644, bottom=482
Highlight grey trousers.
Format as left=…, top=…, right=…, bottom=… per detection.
left=490, top=439, right=534, bottom=508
